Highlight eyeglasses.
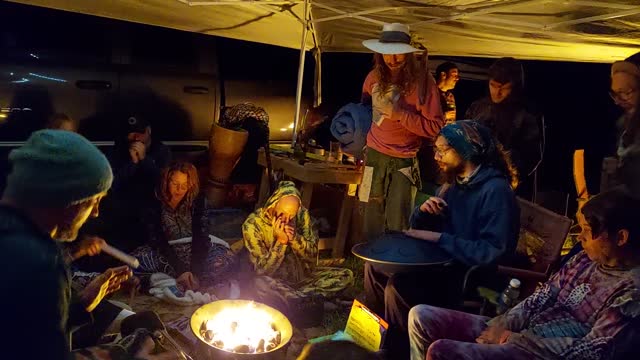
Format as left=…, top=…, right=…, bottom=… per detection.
left=609, top=88, right=637, bottom=101
left=434, top=146, right=454, bottom=158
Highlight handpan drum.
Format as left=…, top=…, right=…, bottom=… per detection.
left=352, top=231, right=454, bottom=273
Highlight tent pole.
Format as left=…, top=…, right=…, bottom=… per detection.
left=292, top=0, right=309, bottom=148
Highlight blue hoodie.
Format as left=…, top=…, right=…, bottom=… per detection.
left=410, top=166, right=519, bottom=266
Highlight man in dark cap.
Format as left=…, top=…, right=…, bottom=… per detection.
left=89, top=116, right=170, bottom=252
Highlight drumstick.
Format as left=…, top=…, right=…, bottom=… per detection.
left=102, top=244, right=140, bottom=269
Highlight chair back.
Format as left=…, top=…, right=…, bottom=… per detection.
left=515, top=197, right=573, bottom=276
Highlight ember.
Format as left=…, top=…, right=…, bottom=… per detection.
left=199, top=302, right=282, bottom=354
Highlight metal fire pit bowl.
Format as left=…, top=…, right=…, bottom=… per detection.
left=190, top=300, right=293, bottom=360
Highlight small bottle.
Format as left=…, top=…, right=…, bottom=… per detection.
left=496, top=278, right=521, bottom=315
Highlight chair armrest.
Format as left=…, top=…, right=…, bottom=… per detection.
left=496, top=266, right=548, bottom=282
left=461, top=264, right=498, bottom=295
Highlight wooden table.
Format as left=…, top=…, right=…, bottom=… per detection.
left=257, top=150, right=363, bottom=258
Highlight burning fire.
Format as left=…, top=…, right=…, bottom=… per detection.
left=200, top=302, right=282, bottom=354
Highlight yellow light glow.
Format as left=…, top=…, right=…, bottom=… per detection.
left=288, top=122, right=294, bottom=129
left=280, top=128, right=288, bottom=132
left=204, top=303, right=279, bottom=353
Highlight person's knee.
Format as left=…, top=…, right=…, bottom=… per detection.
left=408, top=305, right=425, bottom=332
left=426, top=339, right=452, bottom=360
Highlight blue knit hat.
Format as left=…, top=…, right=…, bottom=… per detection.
left=4, top=130, right=113, bottom=208
left=439, top=120, right=496, bottom=162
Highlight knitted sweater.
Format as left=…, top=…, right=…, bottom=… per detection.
left=490, top=251, right=640, bottom=360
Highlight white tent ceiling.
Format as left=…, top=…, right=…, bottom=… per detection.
left=8, top=0, right=640, bottom=63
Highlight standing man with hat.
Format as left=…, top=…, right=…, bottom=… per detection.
left=360, top=23, right=444, bottom=241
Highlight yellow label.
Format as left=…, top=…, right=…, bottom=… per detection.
left=344, top=299, right=389, bottom=352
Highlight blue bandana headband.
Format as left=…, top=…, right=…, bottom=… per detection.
left=439, top=120, right=496, bottom=162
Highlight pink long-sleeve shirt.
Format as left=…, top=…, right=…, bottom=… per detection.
left=361, top=71, right=444, bottom=158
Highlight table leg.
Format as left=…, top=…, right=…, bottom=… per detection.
left=300, top=182, right=314, bottom=209
left=332, top=184, right=356, bottom=258
left=256, top=168, right=270, bottom=209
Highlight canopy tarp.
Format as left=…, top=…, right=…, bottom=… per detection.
left=8, top=0, right=640, bottom=62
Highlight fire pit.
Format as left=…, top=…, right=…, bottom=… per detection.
left=190, top=300, right=293, bottom=359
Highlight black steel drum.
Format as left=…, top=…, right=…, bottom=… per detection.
left=352, top=231, right=454, bottom=273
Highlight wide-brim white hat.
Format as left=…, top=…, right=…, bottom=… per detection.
left=363, top=23, right=422, bottom=54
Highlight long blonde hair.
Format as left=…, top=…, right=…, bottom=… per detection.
left=372, top=52, right=422, bottom=96
left=158, top=161, right=200, bottom=210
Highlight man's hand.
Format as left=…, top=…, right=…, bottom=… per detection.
left=476, top=325, right=512, bottom=345
left=372, top=88, right=394, bottom=118
left=135, top=335, right=179, bottom=360
left=176, top=272, right=199, bottom=291
left=129, top=147, right=140, bottom=164
left=80, top=265, right=132, bottom=312
left=273, top=216, right=290, bottom=245
left=419, top=196, right=448, bottom=215
left=130, top=141, right=146, bottom=163
left=283, top=224, right=295, bottom=242
left=403, top=229, right=441, bottom=243
left=72, top=236, right=107, bottom=260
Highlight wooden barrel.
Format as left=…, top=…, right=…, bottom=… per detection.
left=207, top=123, right=248, bottom=207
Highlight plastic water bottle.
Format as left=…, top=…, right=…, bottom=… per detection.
left=496, top=278, right=521, bottom=315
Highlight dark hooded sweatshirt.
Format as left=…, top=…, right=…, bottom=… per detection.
left=410, top=166, right=519, bottom=266
left=0, top=205, right=90, bottom=360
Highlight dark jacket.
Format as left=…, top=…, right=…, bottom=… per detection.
left=465, top=97, right=541, bottom=178
left=110, top=139, right=171, bottom=211
left=0, top=205, right=89, bottom=360
left=410, top=166, right=519, bottom=266
left=143, top=194, right=210, bottom=276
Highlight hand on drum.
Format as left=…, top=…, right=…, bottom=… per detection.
left=403, top=229, right=441, bottom=243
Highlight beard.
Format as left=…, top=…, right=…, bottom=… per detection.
left=53, top=223, right=80, bottom=242
left=437, top=161, right=465, bottom=184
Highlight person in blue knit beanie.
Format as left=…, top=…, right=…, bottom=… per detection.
left=0, top=130, right=165, bottom=359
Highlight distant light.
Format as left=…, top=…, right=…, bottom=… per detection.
left=28, top=72, right=67, bottom=82
left=11, top=78, right=29, bottom=83
left=29, top=53, right=39, bottom=59
left=280, top=128, right=288, bottom=132
left=9, top=72, right=14, bottom=76
left=0, top=114, right=7, bottom=118
left=288, top=122, right=294, bottom=129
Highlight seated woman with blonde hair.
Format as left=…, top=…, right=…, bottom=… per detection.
left=242, top=181, right=353, bottom=323
left=132, top=161, right=235, bottom=290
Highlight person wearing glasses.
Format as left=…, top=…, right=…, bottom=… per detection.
left=364, top=121, right=519, bottom=358
left=610, top=52, right=640, bottom=197
left=132, top=161, right=235, bottom=291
